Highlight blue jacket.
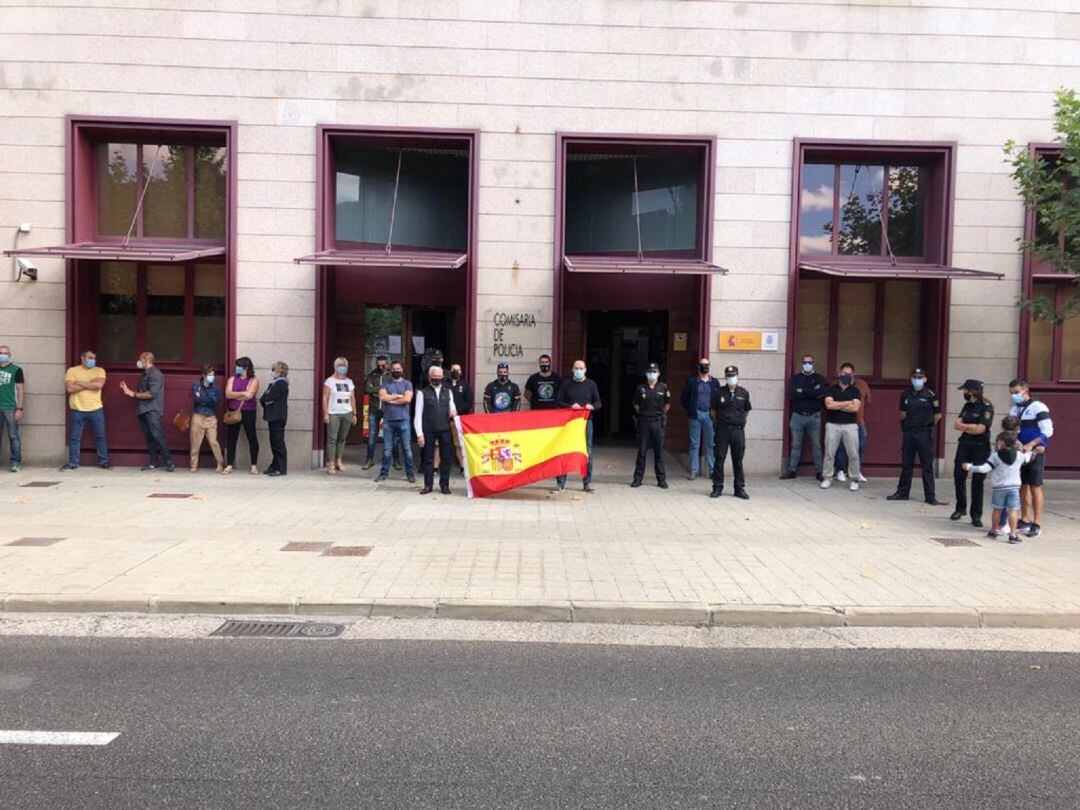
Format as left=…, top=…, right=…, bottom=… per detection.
left=190, top=380, right=221, bottom=416
left=680, top=375, right=721, bottom=417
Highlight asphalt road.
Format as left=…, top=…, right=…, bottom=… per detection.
left=1, top=636, right=1078, bottom=809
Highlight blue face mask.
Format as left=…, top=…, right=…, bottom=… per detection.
left=205, top=374, right=215, bottom=385
left=0, top=354, right=9, bottom=363
left=911, top=378, right=925, bottom=391
left=726, top=376, right=738, bottom=387
left=335, top=365, right=347, bottom=375
left=802, top=362, right=813, bottom=373
left=235, top=366, right=244, bottom=377
left=1011, top=392, right=1025, bottom=405
left=85, top=358, right=96, bottom=369
left=839, top=374, right=852, bottom=385
left=573, top=369, right=585, bottom=382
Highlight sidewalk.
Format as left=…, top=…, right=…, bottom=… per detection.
left=1, top=450, right=1078, bottom=628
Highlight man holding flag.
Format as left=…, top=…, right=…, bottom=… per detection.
left=555, top=359, right=601, bottom=493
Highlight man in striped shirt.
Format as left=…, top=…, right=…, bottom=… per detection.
left=1008, top=378, right=1053, bottom=538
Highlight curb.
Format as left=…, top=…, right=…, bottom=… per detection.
left=2, top=594, right=1079, bottom=630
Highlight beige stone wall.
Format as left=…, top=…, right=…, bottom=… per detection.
left=2, top=1, right=1079, bottom=469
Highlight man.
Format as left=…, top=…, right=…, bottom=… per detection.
left=375, top=360, right=416, bottom=483
left=483, top=362, right=521, bottom=413
left=887, top=368, right=946, bottom=505
left=414, top=364, right=457, bottom=495
left=524, top=354, right=562, bottom=411
left=782, top=353, right=826, bottom=481
left=61, top=349, right=109, bottom=471
left=120, top=351, right=174, bottom=472
left=555, top=359, right=601, bottom=492
left=1009, top=378, right=1053, bottom=537
left=820, top=364, right=862, bottom=492
left=363, top=355, right=400, bottom=471
left=709, top=365, right=751, bottom=500
left=0, top=345, right=25, bottom=472
left=631, top=362, right=670, bottom=489
left=951, top=379, right=994, bottom=528
left=680, top=357, right=720, bottom=480
left=834, top=362, right=871, bottom=484
left=446, top=363, right=473, bottom=473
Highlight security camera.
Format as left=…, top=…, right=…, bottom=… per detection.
left=16, top=257, right=38, bottom=282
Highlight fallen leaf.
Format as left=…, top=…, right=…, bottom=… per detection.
left=744, top=516, right=755, bottom=522
left=859, top=570, right=875, bottom=579
left=859, top=522, right=872, bottom=531
left=15, top=498, right=32, bottom=504
left=1029, top=664, right=1042, bottom=671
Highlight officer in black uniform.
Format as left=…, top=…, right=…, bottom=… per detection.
left=631, top=362, right=671, bottom=489
left=709, top=365, right=751, bottom=500
left=951, top=378, right=993, bottom=527
left=887, top=367, right=947, bottom=505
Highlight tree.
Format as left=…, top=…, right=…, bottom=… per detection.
left=1005, top=87, right=1080, bottom=323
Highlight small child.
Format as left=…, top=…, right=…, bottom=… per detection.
left=995, top=415, right=1044, bottom=534
left=965, top=431, right=1032, bottom=544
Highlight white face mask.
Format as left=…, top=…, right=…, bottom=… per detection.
left=646, top=372, right=659, bottom=383
left=136, top=359, right=145, bottom=370
left=726, top=376, right=738, bottom=387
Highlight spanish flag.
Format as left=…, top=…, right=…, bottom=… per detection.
left=456, top=410, right=589, bottom=498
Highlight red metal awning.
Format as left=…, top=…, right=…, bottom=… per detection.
left=3, top=242, right=226, bottom=262
left=294, top=249, right=467, bottom=269
left=798, top=260, right=1003, bottom=280
left=563, top=255, right=729, bottom=275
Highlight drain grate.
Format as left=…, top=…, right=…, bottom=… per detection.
left=21, top=481, right=60, bottom=488
left=931, top=536, right=981, bottom=548
left=321, top=545, right=372, bottom=557
left=210, top=620, right=345, bottom=638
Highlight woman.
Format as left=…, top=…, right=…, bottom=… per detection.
left=322, top=356, right=357, bottom=475
left=223, top=356, right=260, bottom=475
left=260, top=361, right=290, bottom=476
left=189, top=365, right=224, bottom=473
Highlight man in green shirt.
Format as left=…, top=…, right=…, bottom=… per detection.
left=0, top=345, right=25, bottom=472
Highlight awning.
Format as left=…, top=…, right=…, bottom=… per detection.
left=798, top=260, right=1003, bottom=280
left=294, top=248, right=467, bottom=270
left=3, top=242, right=226, bottom=263
left=563, top=255, right=729, bottom=275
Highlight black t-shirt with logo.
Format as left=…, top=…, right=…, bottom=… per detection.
left=824, top=383, right=861, bottom=425
left=525, top=372, right=562, bottom=410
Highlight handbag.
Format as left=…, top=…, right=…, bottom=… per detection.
left=223, top=407, right=243, bottom=426
left=172, top=410, right=192, bottom=432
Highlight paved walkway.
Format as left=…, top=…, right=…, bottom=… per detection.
left=1, top=450, right=1078, bottom=627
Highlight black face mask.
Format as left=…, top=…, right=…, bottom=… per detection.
left=698, top=364, right=710, bottom=375
left=539, top=364, right=551, bottom=373
left=450, top=371, right=461, bottom=381
left=377, top=366, right=387, bottom=374
left=390, top=370, right=403, bottom=380
left=497, top=373, right=509, bottom=382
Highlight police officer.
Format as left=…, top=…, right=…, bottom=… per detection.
left=709, top=365, right=751, bottom=500
left=483, top=362, right=521, bottom=413
left=887, top=367, right=947, bottom=505
left=630, top=362, right=670, bottom=489
left=951, top=378, right=993, bottom=527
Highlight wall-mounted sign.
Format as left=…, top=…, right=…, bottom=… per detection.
left=673, top=331, right=688, bottom=352
left=717, top=330, right=779, bottom=352
left=482, top=309, right=542, bottom=366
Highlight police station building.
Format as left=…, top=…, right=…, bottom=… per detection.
left=3, top=1, right=1079, bottom=476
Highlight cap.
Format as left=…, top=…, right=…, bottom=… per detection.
left=911, top=367, right=927, bottom=378
left=646, top=362, right=659, bottom=373
left=497, top=362, right=509, bottom=370
left=724, top=365, right=739, bottom=376
left=957, top=378, right=983, bottom=390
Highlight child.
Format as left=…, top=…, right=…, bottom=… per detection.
left=964, top=431, right=1032, bottom=544
left=995, top=415, right=1044, bottom=534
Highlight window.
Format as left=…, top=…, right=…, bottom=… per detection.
left=95, top=142, right=227, bottom=240
left=95, top=261, right=225, bottom=367
left=1025, top=282, right=1080, bottom=382
left=799, top=161, right=926, bottom=259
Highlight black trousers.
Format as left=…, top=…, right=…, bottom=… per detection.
left=712, top=424, right=746, bottom=491
left=897, top=427, right=934, bottom=500
left=226, top=410, right=259, bottom=466
left=954, top=442, right=990, bottom=520
left=267, top=419, right=287, bottom=474
left=422, top=428, right=454, bottom=488
left=633, top=417, right=666, bottom=484
left=137, top=411, right=173, bottom=467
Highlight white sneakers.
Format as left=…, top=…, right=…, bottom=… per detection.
left=856, top=474, right=868, bottom=483
left=821, top=476, right=859, bottom=492
left=850, top=481, right=859, bottom=492
left=836, top=470, right=847, bottom=482
left=820, top=478, right=832, bottom=489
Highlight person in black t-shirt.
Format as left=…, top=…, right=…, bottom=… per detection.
left=483, top=362, right=521, bottom=413
left=820, top=366, right=862, bottom=492
left=555, top=359, right=601, bottom=493
left=524, top=354, right=562, bottom=411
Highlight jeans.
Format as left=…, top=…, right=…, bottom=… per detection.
left=823, top=423, right=861, bottom=480
left=367, top=409, right=401, bottom=464
left=835, top=424, right=868, bottom=474
left=557, top=417, right=594, bottom=488
left=787, top=412, right=822, bottom=473
left=687, top=410, right=714, bottom=476
left=138, top=411, right=173, bottom=468
left=0, top=408, right=21, bottom=464
left=68, top=408, right=108, bottom=467
left=379, top=419, right=415, bottom=476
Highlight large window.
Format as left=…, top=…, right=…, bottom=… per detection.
left=96, top=142, right=227, bottom=240
left=1026, top=282, right=1080, bottom=382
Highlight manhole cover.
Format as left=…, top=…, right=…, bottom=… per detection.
left=148, top=493, right=193, bottom=499
left=21, top=481, right=60, bottom=488
left=931, top=536, right=981, bottom=548
left=210, top=621, right=345, bottom=638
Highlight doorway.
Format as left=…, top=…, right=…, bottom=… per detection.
left=584, top=310, right=669, bottom=443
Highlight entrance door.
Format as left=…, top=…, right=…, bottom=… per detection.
left=409, top=308, right=453, bottom=385
left=584, top=310, right=669, bottom=442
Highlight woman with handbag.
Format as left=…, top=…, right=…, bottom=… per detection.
left=189, top=365, right=225, bottom=473
left=223, top=356, right=260, bottom=475
left=260, top=361, right=289, bottom=476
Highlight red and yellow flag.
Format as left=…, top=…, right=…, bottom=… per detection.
left=456, top=410, right=589, bottom=498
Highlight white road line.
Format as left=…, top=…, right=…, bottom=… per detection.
left=0, top=730, right=119, bottom=746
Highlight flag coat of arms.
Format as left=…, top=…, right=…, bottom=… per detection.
left=456, top=410, right=589, bottom=498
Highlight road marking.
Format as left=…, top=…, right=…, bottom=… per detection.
left=0, top=730, right=119, bottom=746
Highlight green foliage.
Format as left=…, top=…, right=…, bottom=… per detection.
left=1006, top=87, right=1080, bottom=323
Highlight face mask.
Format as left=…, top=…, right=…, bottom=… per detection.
left=450, top=371, right=461, bottom=381
left=335, top=365, right=347, bottom=375
left=698, top=364, right=710, bottom=375
left=85, top=358, right=96, bottom=369
left=206, top=375, right=216, bottom=385
left=646, top=372, right=659, bottom=383
left=573, top=369, right=585, bottom=381
left=0, top=354, right=9, bottom=363
left=235, top=366, right=244, bottom=377
left=911, top=378, right=924, bottom=391
left=839, top=374, right=853, bottom=385
left=963, top=392, right=972, bottom=401
left=539, top=363, right=551, bottom=373
left=497, top=373, right=509, bottom=382
left=391, top=370, right=403, bottom=380
left=430, top=377, right=442, bottom=387
left=802, top=362, right=813, bottom=373
left=377, top=365, right=387, bottom=374
left=1011, top=392, right=1025, bottom=405
left=136, top=359, right=145, bottom=370
left=726, top=376, right=738, bottom=387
